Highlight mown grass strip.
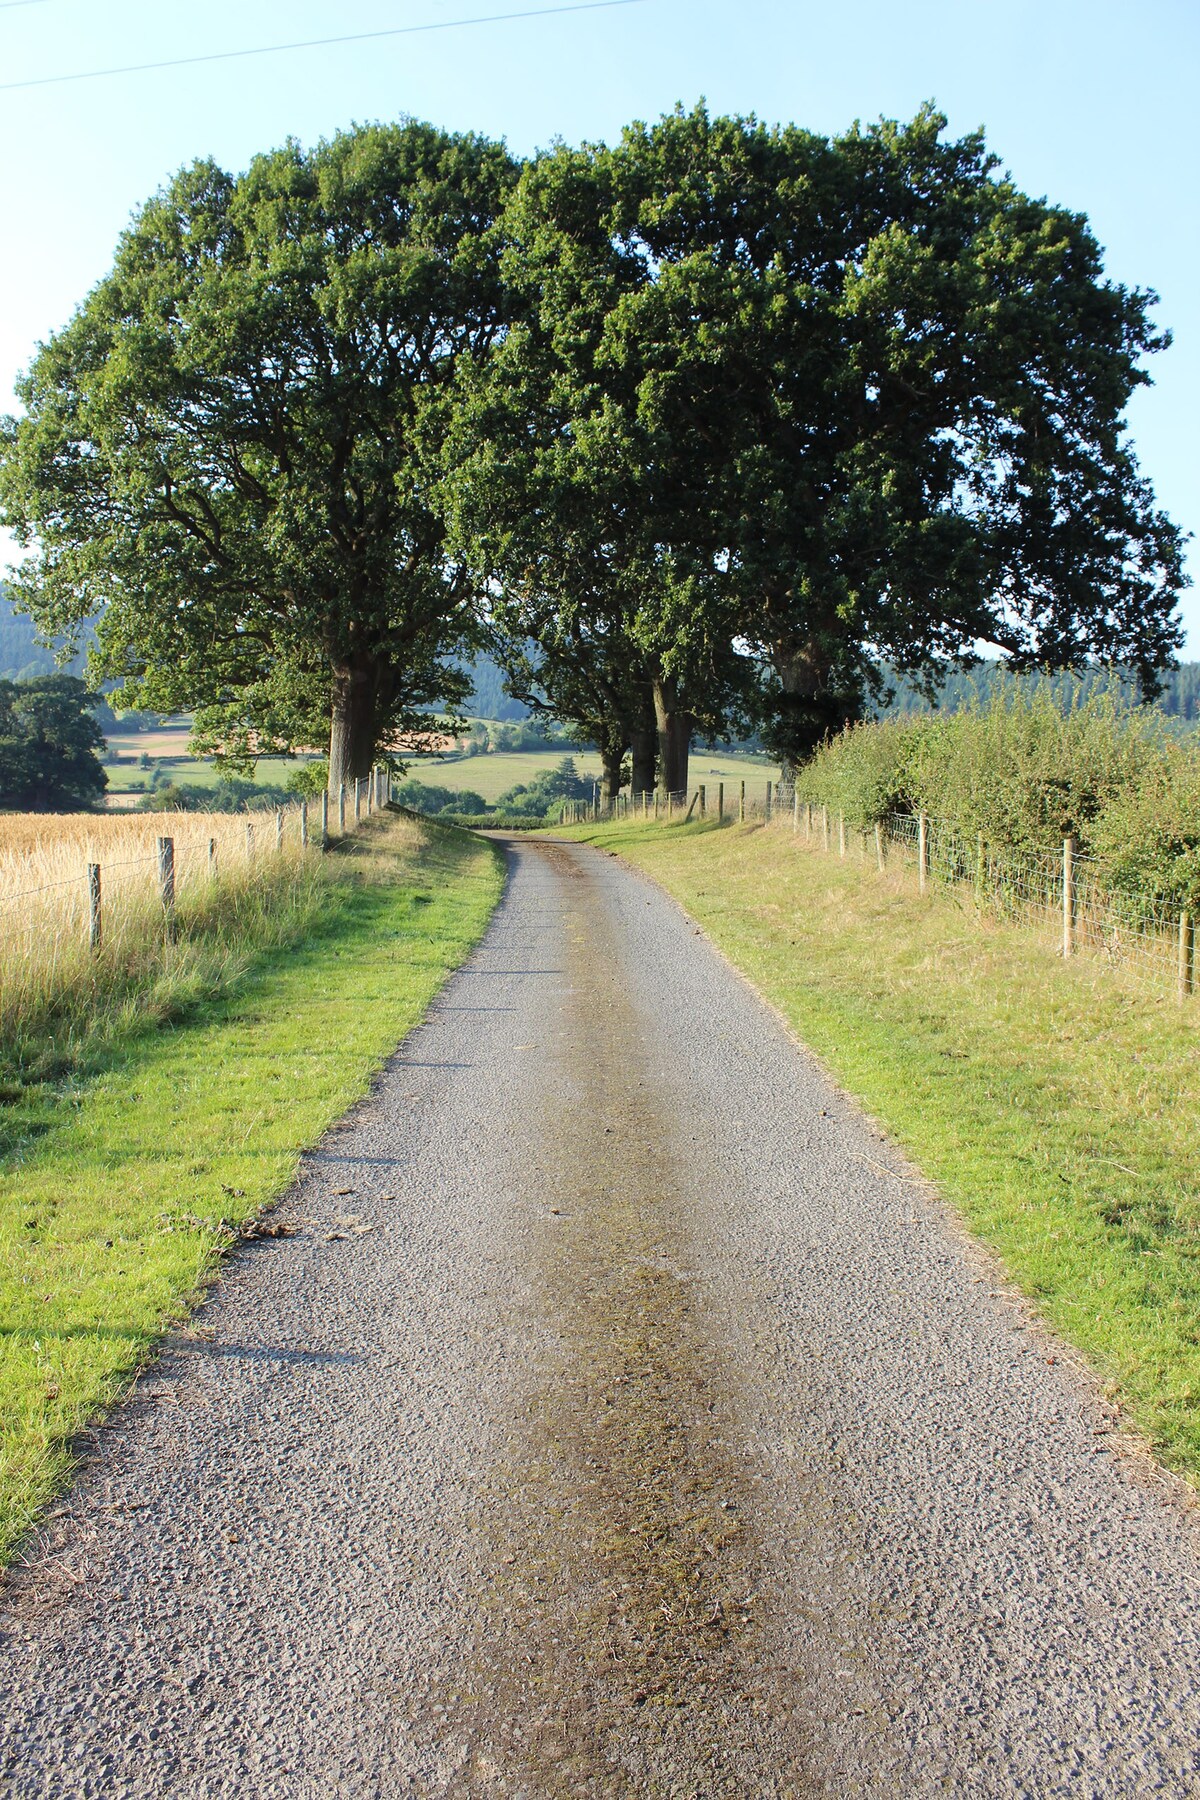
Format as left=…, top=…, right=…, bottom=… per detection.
left=559, top=817, right=1200, bottom=1484
left=0, top=815, right=504, bottom=1565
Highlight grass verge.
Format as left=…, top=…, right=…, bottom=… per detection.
left=0, top=814, right=504, bottom=1565
left=557, top=817, right=1200, bottom=1484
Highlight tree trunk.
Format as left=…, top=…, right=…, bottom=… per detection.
left=328, top=658, right=382, bottom=798
left=771, top=636, right=863, bottom=784
left=652, top=676, right=693, bottom=800
left=600, top=743, right=623, bottom=810
left=630, top=693, right=657, bottom=800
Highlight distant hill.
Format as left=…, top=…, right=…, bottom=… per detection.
left=463, top=651, right=530, bottom=721
left=0, top=584, right=89, bottom=682
left=878, top=661, right=1200, bottom=722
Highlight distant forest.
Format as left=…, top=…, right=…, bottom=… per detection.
left=3, top=587, right=1199, bottom=728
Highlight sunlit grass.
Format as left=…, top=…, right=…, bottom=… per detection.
left=0, top=815, right=504, bottom=1564
left=559, top=815, right=1200, bottom=1483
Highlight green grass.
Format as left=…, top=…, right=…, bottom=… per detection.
left=0, top=814, right=503, bottom=1564
left=104, top=754, right=309, bottom=793
left=403, top=747, right=778, bottom=805
left=557, top=815, right=1200, bottom=1484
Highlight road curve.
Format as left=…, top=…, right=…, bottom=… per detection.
left=3, top=835, right=1200, bottom=1797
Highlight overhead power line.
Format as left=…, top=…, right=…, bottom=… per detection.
left=0, top=0, right=648, bottom=91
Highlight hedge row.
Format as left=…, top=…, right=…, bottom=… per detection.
left=799, top=682, right=1200, bottom=910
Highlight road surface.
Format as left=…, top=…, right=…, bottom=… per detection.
left=3, top=835, right=1200, bottom=1797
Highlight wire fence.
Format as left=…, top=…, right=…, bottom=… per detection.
left=785, top=794, right=1196, bottom=1006
left=0, top=768, right=395, bottom=1040
left=563, top=775, right=1197, bottom=1007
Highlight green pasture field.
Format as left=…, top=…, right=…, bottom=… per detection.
left=558, top=814, right=1200, bottom=1486
left=0, top=815, right=503, bottom=1565
left=404, top=747, right=777, bottom=805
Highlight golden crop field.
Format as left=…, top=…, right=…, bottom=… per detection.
left=0, top=804, right=322, bottom=1053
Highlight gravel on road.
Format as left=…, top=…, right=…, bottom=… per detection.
left=3, top=834, right=1200, bottom=1797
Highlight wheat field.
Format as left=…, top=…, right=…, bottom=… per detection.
left=0, top=804, right=337, bottom=1068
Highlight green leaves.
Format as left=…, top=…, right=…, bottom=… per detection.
left=0, top=123, right=518, bottom=786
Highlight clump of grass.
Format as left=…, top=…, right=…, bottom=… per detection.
left=562, top=815, right=1200, bottom=1484
left=0, top=814, right=504, bottom=1566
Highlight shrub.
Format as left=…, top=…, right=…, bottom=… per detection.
left=801, top=679, right=1167, bottom=854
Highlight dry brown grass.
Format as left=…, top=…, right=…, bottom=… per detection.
left=0, top=804, right=332, bottom=1079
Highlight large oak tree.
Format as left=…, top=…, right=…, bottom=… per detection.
left=0, top=122, right=518, bottom=794
left=605, top=104, right=1188, bottom=773
left=452, top=105, right=1186, bottom=788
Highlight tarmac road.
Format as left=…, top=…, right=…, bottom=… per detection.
left=3, top=834, right=1200, bottom=1797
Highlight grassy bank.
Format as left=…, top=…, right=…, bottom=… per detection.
left=0, top=814, right=503, bottom=1565
left=557, top=817, right=1200, bottom=1483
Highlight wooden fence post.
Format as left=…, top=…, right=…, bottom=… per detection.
left=718, top=781, right=725, bottom=823
left=875, top=822, right=885, bottom=872
left=321, top=790, right=330, bottom=850
left=739, top=779, right=746, bottom=823
left=1062, top=836, right=1076, bottom=957
left=338, top=783, right=346, bottom=834
left=276, top=808, right=284, bottom=853
left=157, top=835, right=176, bottom=942
left=246, top=821, right=255, bottom=862
left=918, top=813, right=929, bottom=894
left=793, top=789, right=799, bottom=833
left=821, top=806, right=829, bottom=851
left=208, top=836, right=216, bottom=879
left=87, top=861, right=101, bottom=952
left=354, top=779, right=362, bottom=825
left=698, top=783, right=706, bottom=818
left=976, top=832, right=986, bottom=901
left=765, top=780, right=773, bottom=822
left=838, top=812, right=846, bottom=857
left=300, top=801, right=309, bottom=849
left=1178, top=911, right=1195, bottom=1001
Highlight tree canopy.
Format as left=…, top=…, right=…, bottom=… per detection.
left=0, top=121, right=518, bottom=794
left=1, top=106, right=1186, bottom=800
left=0, top=675, right=107, bottom=811
left=446, top=104, right=1185, bottom=785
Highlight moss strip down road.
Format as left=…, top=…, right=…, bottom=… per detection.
left=560, top=817, right=1200, bottom=1485
left=0, top=815, right=503, bottom=1565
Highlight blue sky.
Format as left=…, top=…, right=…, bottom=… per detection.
left=2, top=0, right=1196, bottom=643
